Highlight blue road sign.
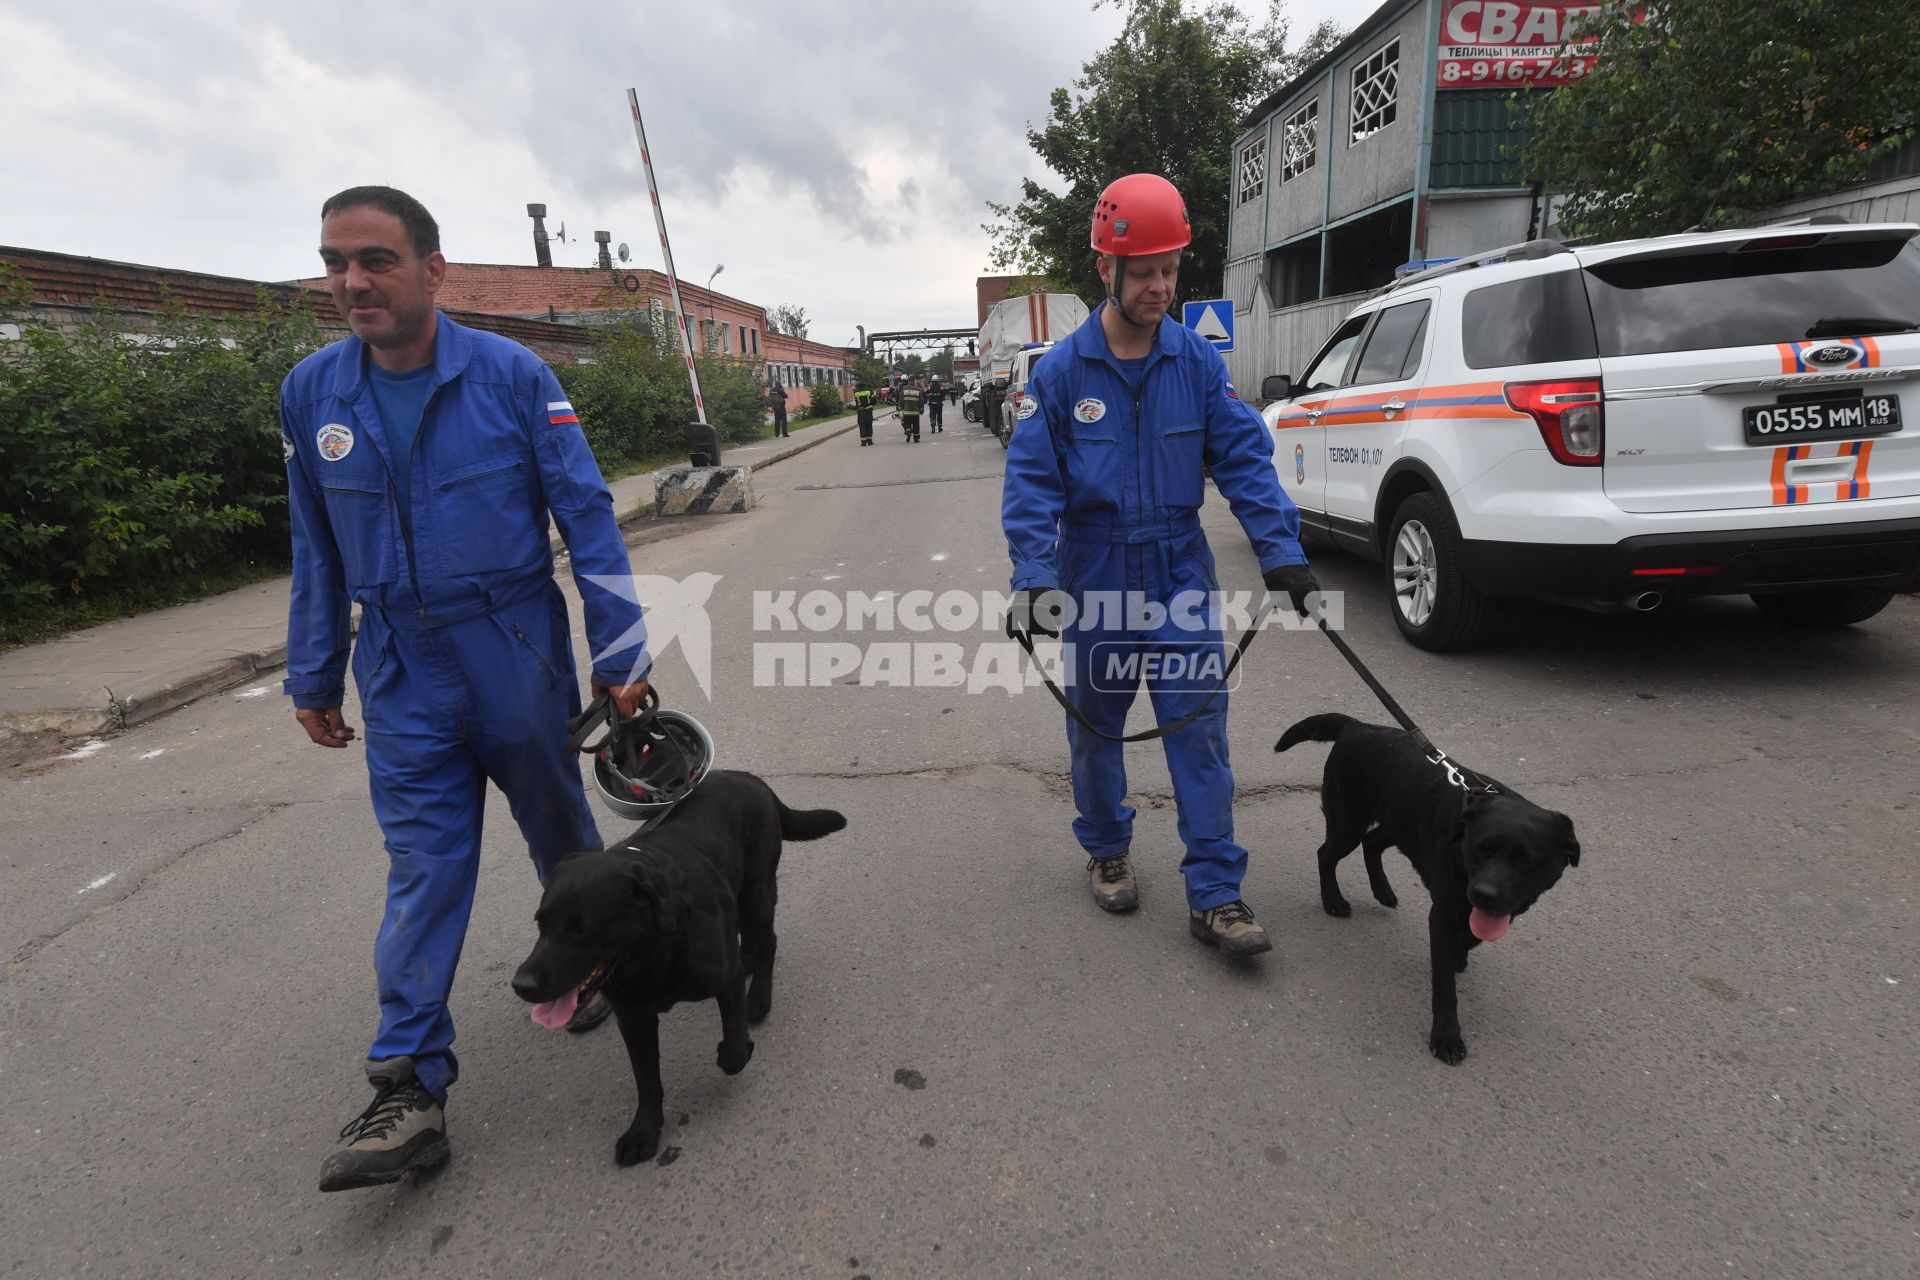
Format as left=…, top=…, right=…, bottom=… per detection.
left=1182, top=299, right=1234, bottom=352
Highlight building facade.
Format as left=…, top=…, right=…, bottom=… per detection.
left=1222, top=0, right=1920, bottom=395
left=1, top=247, right=595, bottom=365
left=404, top=262, right=859, bottom=414
left=762, top=331, right=862, bottom=415
left=1224, top=0, right=1580, bottom=391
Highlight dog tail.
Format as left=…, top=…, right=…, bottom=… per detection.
left=1275, top=712, right=1358, bottom=754
left=777, top=799, right=848, bottom=842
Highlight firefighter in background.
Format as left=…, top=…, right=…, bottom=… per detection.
left=853, top=383, right=876, bottom=446
left=767, top=379, right=790, bottom=438
left=926, top=375, right=945, bottom=433
left=897, top=378, right=924, bottom=443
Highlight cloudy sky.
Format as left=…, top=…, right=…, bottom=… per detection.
left=1, top=0, right=1350, bottom=348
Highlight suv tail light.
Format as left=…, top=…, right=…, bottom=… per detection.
left=1505, top=379, right=1604, bottom=466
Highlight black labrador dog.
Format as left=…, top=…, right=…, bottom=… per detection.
left=512, top=770, right=846, bottom=1165
left=1276, top=713, right=1580, bottom=1065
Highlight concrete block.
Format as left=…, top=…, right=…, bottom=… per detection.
left=654, top=465, right=754, bottom=516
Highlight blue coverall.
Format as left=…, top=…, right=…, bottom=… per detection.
left=1001, top=304, right=1307, bottom=909
left=281, top=315, right=648, bottom=1101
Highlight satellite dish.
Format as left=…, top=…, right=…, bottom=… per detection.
left=618, top=242, right=630, bottom=263
left=553, top=221, right=570, bottom=245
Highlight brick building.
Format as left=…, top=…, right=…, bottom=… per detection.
left=762, top=330, right=861, bottom=414
left=361, top=261, right=858, bottom=416
left=1, top=246, right=595, bottom=365
left=4, top=246, right=859, bottom=422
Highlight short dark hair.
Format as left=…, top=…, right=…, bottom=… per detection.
left=321, top=186, right=441, bottom=257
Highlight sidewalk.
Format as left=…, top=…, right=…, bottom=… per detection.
left=0, top=413, right=862, bottom=755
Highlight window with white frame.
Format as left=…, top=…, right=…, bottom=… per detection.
left=1282, top=100, right=1318, bottom=182
left=1236, top=136, right=1266, bottom=205
left=1350, top=39, right=1399, bottom=145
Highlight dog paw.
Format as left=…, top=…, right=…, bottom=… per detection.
left=747, top=988, right=772, bottom=1025
left=1374, top=887, right=1399, bottom=909
left=1454, top=954, right=1469, bottom=973
left=1322, top=896, right=1352, bottom=918
left=717, top=1038, right=754, bottom=1076
left=615, top=1124, right=662, bottom=1166
left=1428, top=1027, right=1468, bottom=1066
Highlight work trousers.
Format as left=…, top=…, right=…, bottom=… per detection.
left=1059, top=523, right=1246, bottom=910
left=353, top=581, right=602, bottom=1100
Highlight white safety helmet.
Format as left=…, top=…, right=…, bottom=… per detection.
left=568, top=690, right=715, bottom=822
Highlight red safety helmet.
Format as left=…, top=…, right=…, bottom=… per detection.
left=1089, top=173, right=1191, bottom=256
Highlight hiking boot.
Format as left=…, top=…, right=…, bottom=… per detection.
left=1188, top=900, right=1273, bottom=957
left=318, top=1057, right=450, bottom=1193
left=1087, top=853, right=1139, bottom=913
left=565, top=989, right=613, bottom=1034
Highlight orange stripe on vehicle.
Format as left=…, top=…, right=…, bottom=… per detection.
left=1859, top=336, right=1881, bottom=368
left=1770, top=446, right=1790, bottom=504
left=1777, top=343, right=1799, bottom=374
left=1406, top=404, right=1531, bottom=421
left=1855, top=440, right=1873, bottom=499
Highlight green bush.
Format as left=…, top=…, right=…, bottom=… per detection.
left=807, top=384, right=843, bottom=419
left=697, top=354, right=773, bottom=445
left=0, top=271, right=320, bottom=634
left=553, top=326, right=767, bottom=460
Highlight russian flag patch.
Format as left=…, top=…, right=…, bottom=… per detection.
left=548, top=399, right=580, bottom=427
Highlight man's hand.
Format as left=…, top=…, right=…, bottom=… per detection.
left=1263, top=563, right=1321, bottom=617
left=1006, top=587, right=1069, bottom=643
left=295, top=707, right=357, bottom=748
left=595, top=680, right=651, bottom=719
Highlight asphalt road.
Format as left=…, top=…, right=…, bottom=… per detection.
left=5, top=413, right=1918, bottom=1278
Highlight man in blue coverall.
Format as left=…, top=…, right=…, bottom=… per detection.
left=282, top=187, right=651, bottom=1191
left=1001, top=173, right=1319, bottom=958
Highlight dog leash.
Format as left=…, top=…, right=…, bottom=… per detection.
left=1008, top=597, right=1277, bottom=744
left=1012, top=591, right=1499, bottom=794
left=1306, top=614, right=1499, bottom=796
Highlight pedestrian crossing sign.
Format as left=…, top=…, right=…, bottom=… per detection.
left=1182, top=299, right=1234, bottom=352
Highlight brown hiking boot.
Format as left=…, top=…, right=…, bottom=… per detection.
left=318, top=1057, right=450, bottom=1192
left=1087, top=853, right=1139, bottom=912
left=1188, top=900, right=1273, bottom=957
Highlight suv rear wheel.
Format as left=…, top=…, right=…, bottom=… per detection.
left=1386, top=492, right=1497, bottom=651
left=1749, top=587, right=1896, bottom=627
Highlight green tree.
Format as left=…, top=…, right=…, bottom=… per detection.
left=1516, top=0, right=1920, bottom=239
left=807, top=383, right=844, bottom=418
left=984, top=0, right=1343, bottom=303
left=929, top=346, right=956, bottom=380
left=852, top=354, right=889, bottom=389
left=766, top=304, right=810, bottom=339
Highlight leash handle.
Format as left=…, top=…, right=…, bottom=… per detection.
left=565, top=685, right=662, bottom=757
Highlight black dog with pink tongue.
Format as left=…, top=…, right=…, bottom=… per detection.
left=512, top=770, right=846, bottom=1165
left=1277, top=713, right=1581, bottom=1065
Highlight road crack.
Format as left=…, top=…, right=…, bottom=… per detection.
left=5, top=801, right=303, bottom=979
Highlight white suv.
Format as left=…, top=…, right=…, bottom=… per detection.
left=997, top=342, right=1057, bottom=449
left=1260, top=220, right=1920, bottom=650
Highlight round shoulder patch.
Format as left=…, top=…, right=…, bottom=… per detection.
left=282, top=433, right=296, bottom=463
left=316, top=423, right=354, bottom=462
left=1016, top=394, right=1040, bottom=420
left=1073, top=397, right=1107, bottom=424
